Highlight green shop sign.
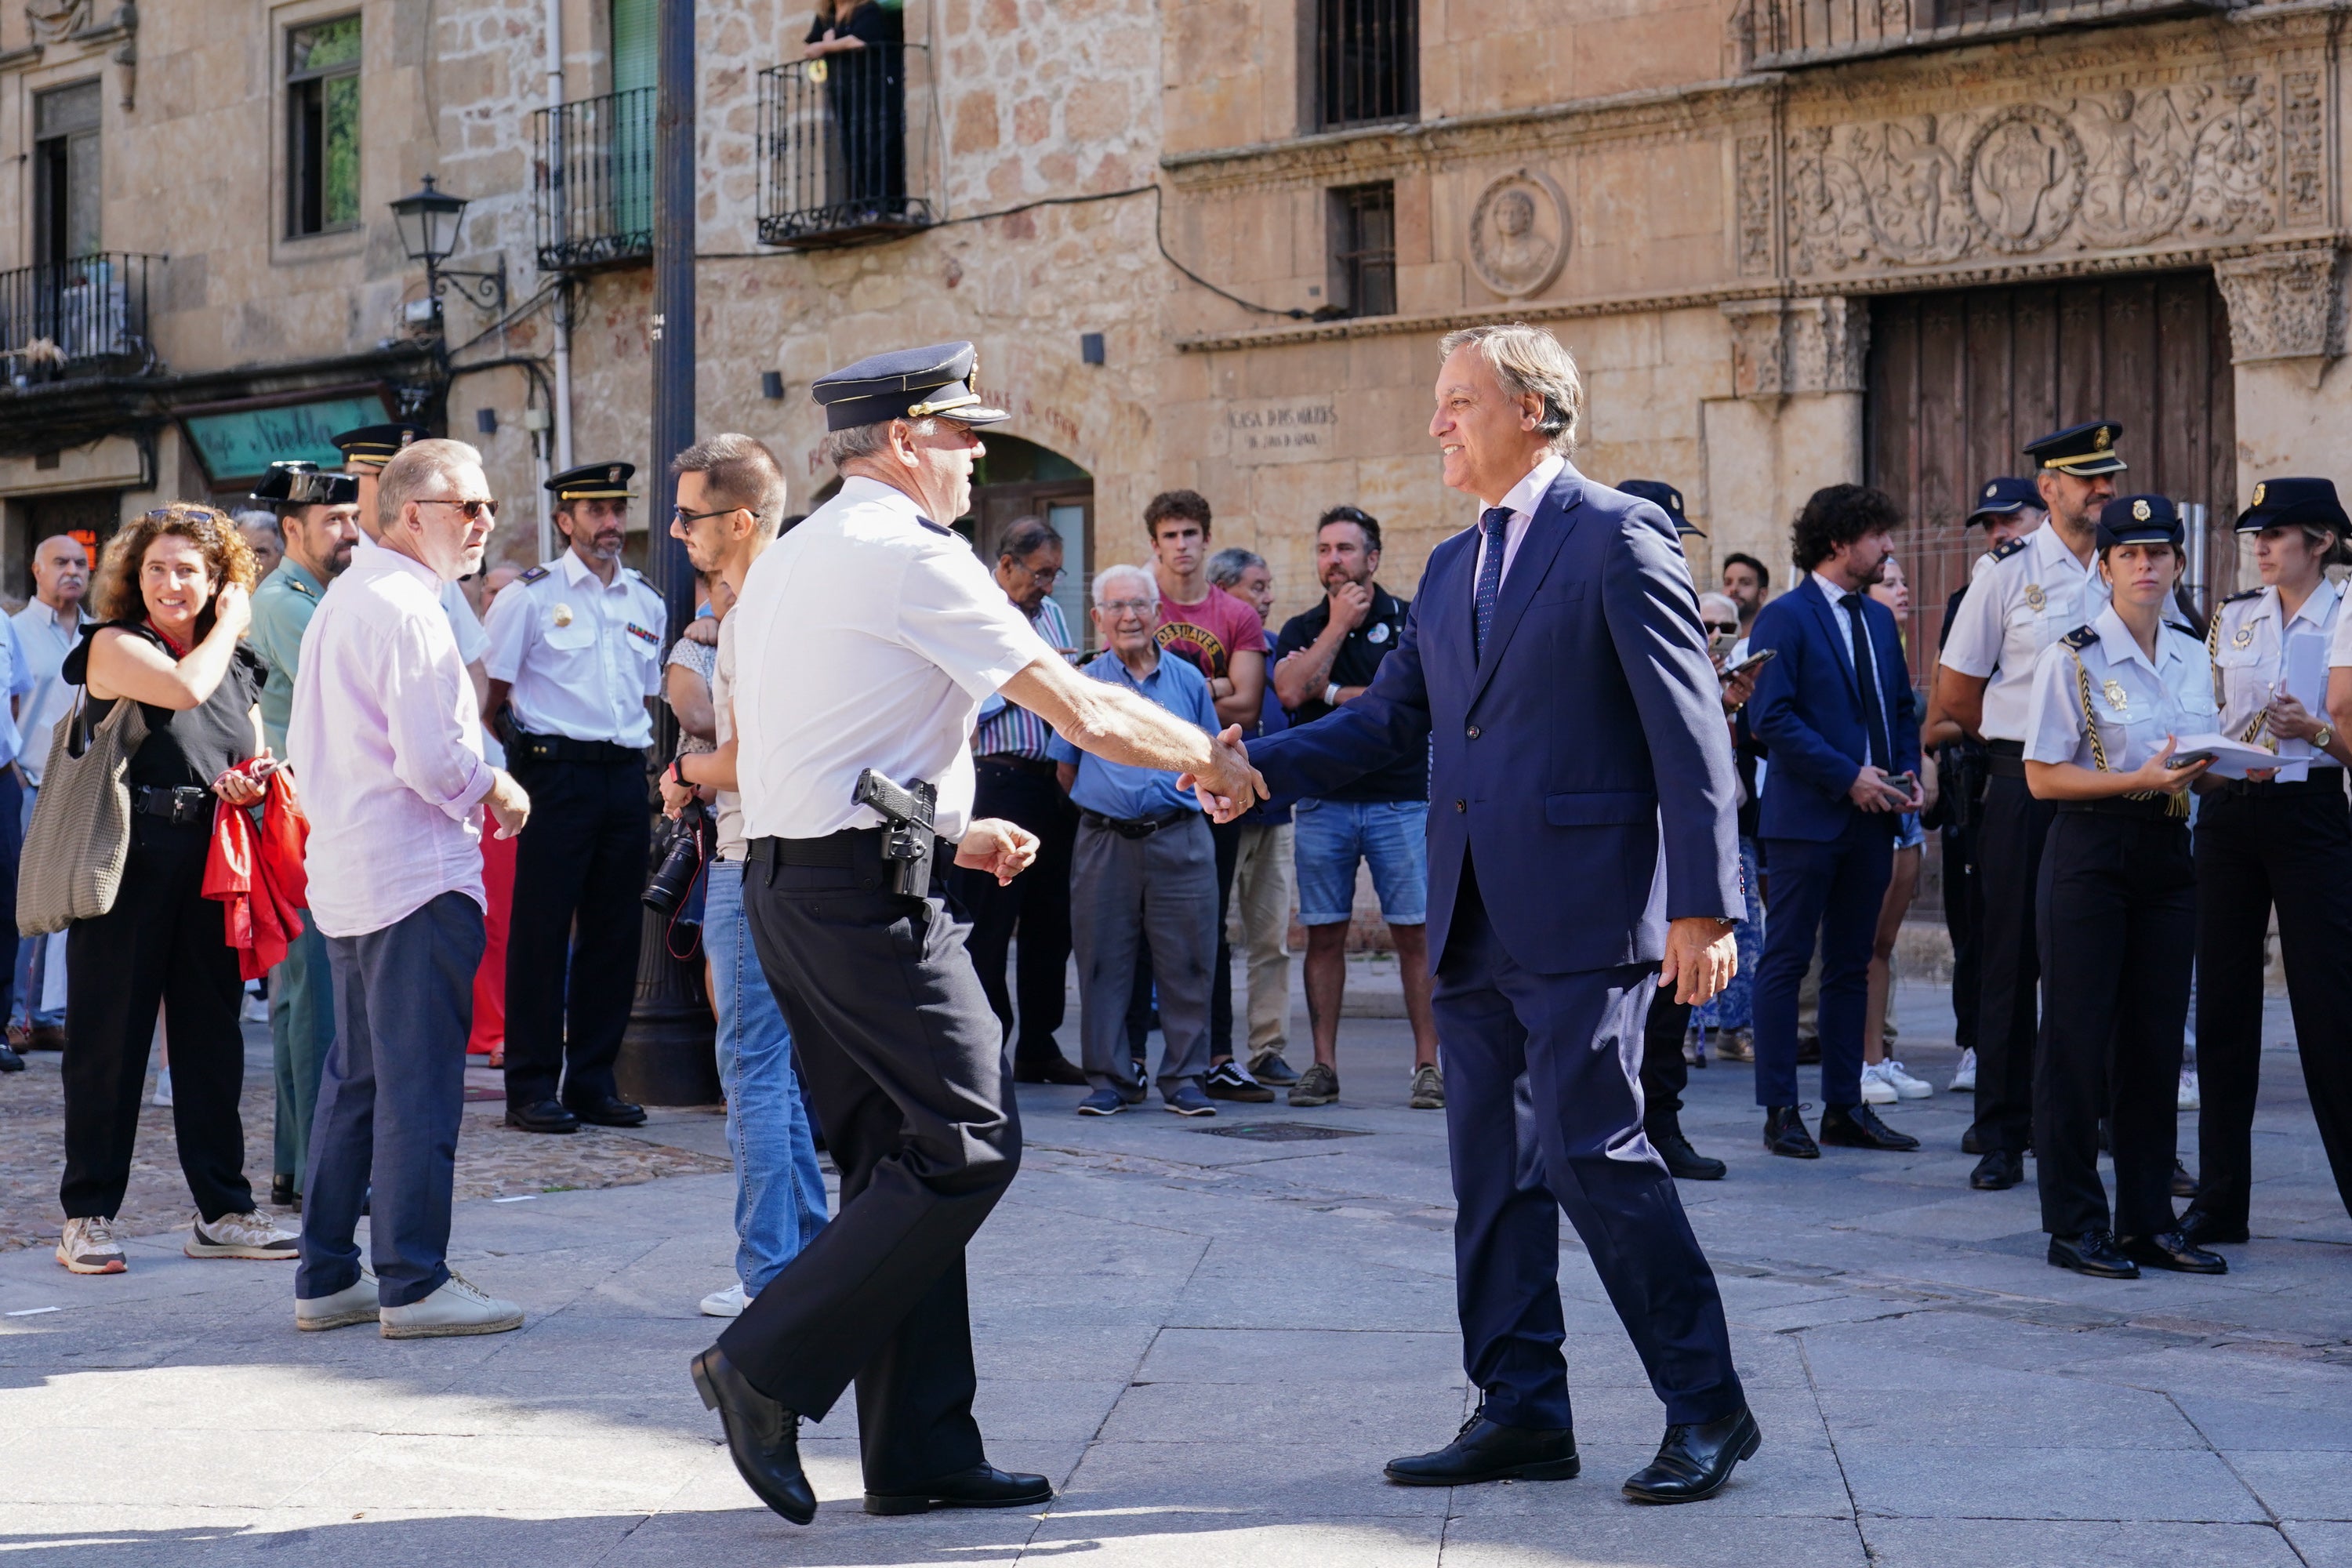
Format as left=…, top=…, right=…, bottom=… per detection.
left=180, top=392, right=391, bottom=485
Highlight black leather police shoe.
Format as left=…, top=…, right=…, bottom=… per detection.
left=2047, top=1229, right=2140, bottom=1279
left=1762, top=1105, right=1819, bottom=1160
left=2170, top=1160, right=2199, bottom=1200
left=0, top=1043, right=23, bottom=1074
left=1649, top=1126, right=1727, bottom=1181
left=691, top=1348, right=816, bottom=1524
left=1969, top=1149, right=2024, bottom=1191
left=505, top=1098, right=580, bottom=1134
left=564, top=1092, right=647, bottom=1127
left=1621, top=1406, right=1760, bottom=1504
left=1385, top=1408, right=1579, bottom=1486
left=1013, top=1053, right=1088, bottom=1087
left=1961, top=1125, right=1984, bottom=1156
left=2177, top=1208, right=2250, bottom=1247
left=2118, top=1229, right=2228, bottom=1275
left=865, top=1463, right=1052, bottom=1515
left=1819, top=1104, right=1921, bottom=1152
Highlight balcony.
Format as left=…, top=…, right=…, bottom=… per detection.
left=757, top=43, right=936, bottom=250
left=0, top=253, right=161, bottom=386
left=532, top=87, right=655, bottom=272
left=1743, top=0, right=2238, bottom=70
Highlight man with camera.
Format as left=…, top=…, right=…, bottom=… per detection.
left=694, top=342, right=1264, bottom=1525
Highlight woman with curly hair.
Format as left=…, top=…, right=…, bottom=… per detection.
left=54, top=503, right=298, bottom=1276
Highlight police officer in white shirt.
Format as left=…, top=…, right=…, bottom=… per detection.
left=2189, top=478, right=2352, bottom=1247
left=2021, top=495, right=2222, bottom=1279
left=1933, top=420, right=2122, bottom=1192
left=689, top=342, right=1265, bottom=1526
left=481, top=462, right=667, bottom=1135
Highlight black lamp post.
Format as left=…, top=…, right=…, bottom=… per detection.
left=390, top=175, right=510, bottom=318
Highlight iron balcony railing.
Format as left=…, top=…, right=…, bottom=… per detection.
left=0, top=252, right=161, bottom=384
left=1744, top=0, right=2235, bottom=68
left=1315, top=0, right=1417, bottom=132
left=757, top=43, right=936, bottom=249
left=532, top=86, right=655, bottom=271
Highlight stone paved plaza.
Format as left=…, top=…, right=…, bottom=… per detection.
left=0, top=971, right=2346, bottom=1566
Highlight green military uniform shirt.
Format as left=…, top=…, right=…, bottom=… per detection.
left=247, top=559, right=326, bottom=757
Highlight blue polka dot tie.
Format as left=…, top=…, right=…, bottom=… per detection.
left=1473, top=506, right=1512, bottom=657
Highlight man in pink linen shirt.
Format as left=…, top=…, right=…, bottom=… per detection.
left=287, top=439, right=535, bottom=1341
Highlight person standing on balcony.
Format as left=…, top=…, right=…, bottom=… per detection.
left=804, top=0, right=907, bottom=223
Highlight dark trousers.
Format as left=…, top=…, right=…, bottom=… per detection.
left=2190, top=784, right=2352, bottom=1229
left=953, top=760, right=1075, bottom=1063
left=502, top=757, right=649, bottom=1105
left=1207, top=816, right=1242, bottom=1058
left=1754, top=816, right=1890, bottom=1110
left=0, top=768, right=20, bottom=1023
left=60, top=814, right=251, bottom=1221
left=2034, top=810, right=2194, bottom=1239
left=1641, top=991, right=1691, bottom=1134
left=299, top=893, right=485, bottom=1307
left=723, top=836, right=1021, bottom=1491
left=1974, top=772, right=2054, bottom=1155
left=1940, top=818, right=1983, bottom=1059
left=1436, top=856, right=1743, bottom=1429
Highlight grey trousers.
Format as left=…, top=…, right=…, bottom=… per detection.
left=1072, top=814, right=1217, bottom=1095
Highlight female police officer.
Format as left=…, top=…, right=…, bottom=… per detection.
left=2186, top=478, right=2352, bottom=1247
left=2022, top=495, right=2226, bottom=1279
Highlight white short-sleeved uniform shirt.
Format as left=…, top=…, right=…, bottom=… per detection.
left=483, top=546, right=666, bottom=748
left=1940, top=522, right=2111, bottom=742
left=2212, top=579, right=2339, bottom=739
left=2324, top=580, right=2352, bottom=670
left=732, top=476, right=1055, bottom=842
left=2023, top=605, right=2216, bottom=774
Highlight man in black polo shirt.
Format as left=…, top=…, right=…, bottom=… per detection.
left=1270, top=506, right=1442, bottom=1110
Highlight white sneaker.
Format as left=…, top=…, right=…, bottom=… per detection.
left=1860, top=1062, right=1900, bottom=1105
left=296, top=1269, right=380, bottom=1331
left=151, top=1066, right=173, bottom=1108
left=57, top=1215, right=127, bottom=1274
left=379, top=1272, right=523, bottom=1339
left=2178, top=1069, right=2201, bottom=1111
left=699, top=1282, right=750, bottom=1318
left=1881, top=1060, right=1935, bottom=1099
left=1949, top=1048, right=1977, bottom=1093
left=185, top=1210, right=299, bottom=1260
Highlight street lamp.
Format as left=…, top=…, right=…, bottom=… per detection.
left=390, top=175, right=509, bottom=318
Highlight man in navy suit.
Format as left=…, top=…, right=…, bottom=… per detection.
left=1745, top=485, right=1925, bottom=1160
left=1241, top=325, right=1759, bottom=1505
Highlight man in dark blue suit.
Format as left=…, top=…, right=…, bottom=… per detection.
left=1744, top=485, right=1925, bottom=1160
left=1241, top=325, right=1759, bottom=1505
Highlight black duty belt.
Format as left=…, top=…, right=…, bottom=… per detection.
left=507, top=728, right=646, bottom=767
left=132, top=784, right=211, bottom=826
left=1080, top=808, right=1190, bottom=840
left=1984, top=739, right=2027, bottom=779
left=2057, top=796, right=2184, bottom=823
left=2210, top=767, right=2347, bottom=799
left=747, top=826, right=951, bottom=867
left=976, top=754, right=1057, bottom=778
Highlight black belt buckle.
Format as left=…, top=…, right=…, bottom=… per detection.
left=137, top=785, right=209, bottom=825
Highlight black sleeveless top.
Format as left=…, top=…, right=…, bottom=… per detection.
left=62, top=621, right=266, bottom=790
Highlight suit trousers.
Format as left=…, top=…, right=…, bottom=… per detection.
left=501, top=757, right=648, bottom=1106
left=1640, top=991, right=1691, bottom=1134
left=299, top=892, right=485, bottom=1307
left=2190, top=785, right=2352, bottom=1229
left=1072, top=815, right=1217, bottom=1096
left=722, top=837, right=1020, bottom=1491
left=1208, top=816, right=1242, bottom=1057
left=1940, top=816, right=1984, bottom=1060
left=1230, top=822, right=1295, bottom=1058
left=1754, top=816, right=1891, bottom=1110
left=60, top=813, right=251, bottom=1222
left=953, top=760, right=1075, bottom=1064
left=270, top=921, right=335, bottom=1189
left=1974, top=772, right=2054, bottom=1155
left=1436, top=856, right=1744, bottom=1430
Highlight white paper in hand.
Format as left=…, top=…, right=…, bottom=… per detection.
left=2167, top=732, right=2285, bottom=781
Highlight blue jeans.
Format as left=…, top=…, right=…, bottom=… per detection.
left=13, top=781, right=59, bottom=1029
left=706, top=860, right=828, bottom=1295
left=1291, top=797, right=1429, bottom=926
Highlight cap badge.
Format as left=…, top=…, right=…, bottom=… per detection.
left=2024, top=583, right=2046, bottom=612
left=2252, top=482, right=2267, bottom=506
left=1986, top=484, right=1998, bottom=498
left=2103, top=678, right=2129, bottom=711
left=2096, top=426, right=2111, bottom=449
left=553, top=604, right=574, bottom=628
left=608, top=466, right=622, bottom=485
left=2132, top=499, right=2151, bottom=521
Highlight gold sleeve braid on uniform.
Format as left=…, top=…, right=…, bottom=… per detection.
left=2209, top=588, right=2273, bottom=746
left=2066, top=626, right=2187, bottom=817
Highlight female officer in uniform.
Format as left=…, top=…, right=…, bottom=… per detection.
left=2022, top=495, right=2226, bottom=1279
left=2186, top=478, right=2352, bottom=1247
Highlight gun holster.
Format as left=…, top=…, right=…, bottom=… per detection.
left=854, top=769, right=939, bottom=898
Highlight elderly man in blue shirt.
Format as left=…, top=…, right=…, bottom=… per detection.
left=1051, top=563, right=1224, bottom=1118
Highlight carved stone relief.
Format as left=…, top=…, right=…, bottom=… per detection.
left=1736, top=136, right=1774, bottom=277
left=2212, top=245, right=2342, bottom=364
left=1468, top=169, right=1570, bottom=299
left=1722, top=297, right=1868, bottom=401
left=26, top=0, right=93, bottom=43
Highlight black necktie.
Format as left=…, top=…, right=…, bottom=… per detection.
left=1840, top=593, right=1892, bottom=771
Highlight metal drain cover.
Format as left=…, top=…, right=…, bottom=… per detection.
left=1200, top=1121, right=1372, bottom=1142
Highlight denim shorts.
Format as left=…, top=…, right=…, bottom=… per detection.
left=1291, top=797, right=1429, bottom=926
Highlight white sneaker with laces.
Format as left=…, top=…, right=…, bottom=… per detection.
left=1882, top=1060, right=1935, bottom=1099
left=185, top=1210, right=299, bottom=1260
left=1860, top=1062, right=1900, bottom=1105
left=1949, top=1048, right=1977, bottom=1093
left=297, top=1269, right=380, bottom=1330
left=151, top=1066, right=173, bottom=1108
left=2178, top=1069, right=2201, bottom=1111
left=379, top=1272, right=523, bottom=1338
left=57, top=1216, right=127, bottom=1274
left=699, top=1282, right=750, bottom=1318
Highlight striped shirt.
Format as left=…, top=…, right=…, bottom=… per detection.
left=973, top=595, right=1072, bottom=760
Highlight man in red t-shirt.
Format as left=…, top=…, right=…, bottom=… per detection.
left=1138, top=490, right=1269, bottom=1102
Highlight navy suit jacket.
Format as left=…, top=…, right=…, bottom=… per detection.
left=1746, top=578, right=1922, bottom=843
left=1247, top=463, right=1744, bottom=976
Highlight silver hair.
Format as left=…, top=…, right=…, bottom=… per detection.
left=376, top=438, right=486, bottom=533
left=1206, top=546, right=1265, bottom=588
left=1439, top=322, right=1584, bottom=453
left=818, top=416, right=938, bottom=470
left=234, top=510, right=283, bottom=539
left=1696, top=590, right=1740, bottom=623
left=1091, top=563, right=1160, bottom=609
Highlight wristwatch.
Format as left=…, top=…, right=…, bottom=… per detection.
left=2316, top=724, right=2335, bottom=751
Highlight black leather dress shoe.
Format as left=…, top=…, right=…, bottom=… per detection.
left=1762, top=1105, right=1819, bottom=1160
left=1649, top=1126, right=1727, bottom=1181
left=1819, top=1103, right=1921, bottom=1152
left=2170, top=1160, right=2198, bottom=1200
left=1622, top=1406, right=1760, bottom=1504
left=1014, top=1053, right=1089, bottom=1087
left=1385, top=1409, right=1579, bottom=1486
left=2177, top=1208, right=2250, bottom=1247
left=505, top=1098, right=580, bottom=1134
left=0, top=1043, right=22, bottom=1073
left=2118, top=1229, right=2228, bottom=1274
left=564, top=1092, right=647, bottom=1127
left=1970, top=1149, right=2024, bottom=1191
left=691, top=1348, right=816, bottom=1523
left=865, top=1463, right=1052, bottom=1515
left=269, top=1173, right=303, bottom=1211
left=2047, top=1229, right=2140, bottom=1279
left=1961, top=1124, right=1984, bottom=1156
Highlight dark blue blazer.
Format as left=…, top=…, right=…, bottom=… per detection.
left=1746, top=578, right=1922, bottom=843
left=1247, top=464, right=1744, bottom=976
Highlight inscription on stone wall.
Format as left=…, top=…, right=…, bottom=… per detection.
left=1226, top=397, right=1338, bottom=464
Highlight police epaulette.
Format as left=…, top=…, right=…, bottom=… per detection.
left=1989, top=535, right=2030, bottom=562
left=2059, top=624, right=2100, bottom=650
left=518, top=565, right=550, bottom=584
left=2165, top=620, right=2200, bottom=638
left=286, top=576, right=314, bottom=597
left=2221, top=586, right=2263, bottom=604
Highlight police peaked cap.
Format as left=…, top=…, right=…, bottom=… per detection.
left=2026, top=419, right=2128, bottom=477
left=811, top=341, right=1011, bottom=432
left=2094, top=495, right=2183, bottom=551
left=2235, top=477, right=2350, bottom=536
left=546, top=461, right=638, bottom=501
left=331, top=422, right=430, bottom=468
left=1965, top=476, right=2041, bottom=524
left=1618, top=479, right=1703, bottom=538
left=251, top=460, right=359, bottom=507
